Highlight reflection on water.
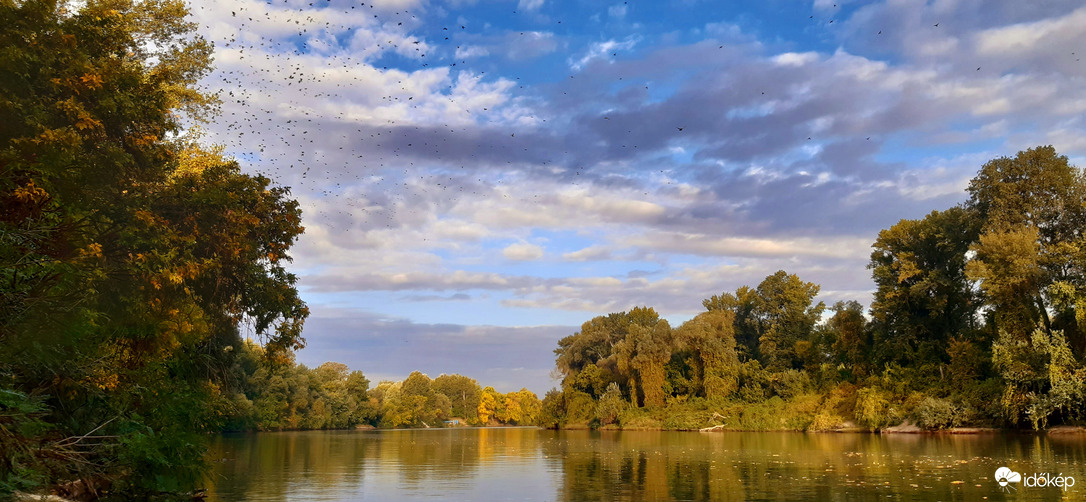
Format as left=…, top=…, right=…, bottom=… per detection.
left=207, top=428, right=1086, bottom=500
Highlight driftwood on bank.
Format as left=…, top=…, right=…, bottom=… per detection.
left=699, top=412, right=729, bottom=432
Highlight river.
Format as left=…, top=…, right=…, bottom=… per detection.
left=206, top=428, right=1086, bottom=500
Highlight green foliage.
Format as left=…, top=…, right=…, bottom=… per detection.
left=538, top=389, right=565, bottom=429
left=543, top=149, right=1086, bottom=433
left=913, top=397, right=969, bottom=430
left=869, top=207, right=980, bottom=365
left=967, top=226, right=1049, bottom=337
left=0, top=389, right=53, bottom=494
left=993, top=327, right=1086, bottom=428
left=770, top=370, right=810, bottom=400
left=595, top=382, right=626, bottom=426
left=966, top=145, right=1086, bottom=346
left=675, top=310, right=741, bottom=400
left=737, top=360, right=770, bottom=403
left=563, top=390, right=598, bottom=426
left=0, top=0, right=306, bottom=495
left=752, top=271, right=826, bottom=371
left=381, top=372, right=451, bottom=428
left=854, top=387, right=896, bottom=430
left=825, top=301, right=871, bottom=377
left=433, top=374, right=482, bottom=424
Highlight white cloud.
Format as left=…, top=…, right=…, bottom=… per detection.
left=569, top=37, right=639, bottom=70
left=974, top=6, right=1086, bottom=56
left=517, top=0, right=544, bottom=11
left=772, top=51, right=819, bottom=67
left=502, top=242, right=545, bottom=261
left=562, top=245, right=613, bottom=262
left=455, top=45, right=490, bottom=59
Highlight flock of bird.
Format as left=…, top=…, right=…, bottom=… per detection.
left=187, top=0, right=1012, bottom=237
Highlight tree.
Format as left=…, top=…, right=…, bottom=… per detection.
left=825, top=301, right=870, bottom=377
left=554, top=307, right=663, bottom=405
left=869, top=208, right=980, bottom=364
left=751, top=271, right=825, bottom=371
left=704, top=273, right=822, bottom=370
left=966, top=226, right=1048, bottom=337
left=477, top=386, right=505, bottom=425
left=993, top=327, right=1086, bottom=428
left=703, top=286, right=760, bottom=360
left=675, top=310, right=740, bottom=399
left=0, top=0, right=306, bottom=494
left=966, top=146, right=1086, bottom=344
left=966, top=146, right=1086, bottom=250
left=595, top=383, right=626, bottom=426
left=627, top=319, right=673, bottom=408
left=433, top=374, right=482, bottom=424
left=385, top=371, right=450, bottom=427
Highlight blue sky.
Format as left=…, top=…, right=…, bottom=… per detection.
left=188, top=0, right=1086, bottom=394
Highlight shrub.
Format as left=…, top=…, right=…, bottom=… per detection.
left=854, top=387, right=896, bottom=430
left=914, top=397, right=966, bottom=430
left=807, top=410, right=844, bottom=431
left=596, top=383, right=626, bottom=426
left=771, top=370, right=811, bottom=399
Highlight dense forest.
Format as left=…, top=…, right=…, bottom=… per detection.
left=539, top=145, right=1086, bottom=434
left=3, top=0, right=1086, bottom=499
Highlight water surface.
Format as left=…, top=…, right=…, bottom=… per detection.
left=206, top=428, right=1086, bottom=500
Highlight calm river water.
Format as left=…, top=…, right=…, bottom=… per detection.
left=206, top=428, right=1086, bottom=500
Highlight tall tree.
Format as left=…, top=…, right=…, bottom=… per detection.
left=966, top=146, right=1086, bottom=343
left=869, top=207, right=980, bottom=364
left=0, top=0, right=306, bottom=494
left=703, top=286, right=760, bottom=360
left=433, top=374, right=482, bottom=424
left=675, top=310, right=740, bottom=399
left=554, top=307, right=662, bottom=403
left=825, top=301, right=871, bottom=377
left=752, top=271, right=825, bottom=371
left=628, top=319, right=673, bottom=408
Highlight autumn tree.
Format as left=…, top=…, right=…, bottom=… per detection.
left=966, top=146, right=1086, bottom=345
left=868, top=207, right=980, bottom=365
left=752, top=271, right=824, bottom=371
left=554, top=307, right=663, bottom=405
left=824, top=301, right=871, bottom=377
left=0, top=0, right=306, bottom=494
left=382, top=372, right=451, bottom=428
left=703, top=286, right=760, bottom=360
left=627, top=319, right=673, bottom=408
left=433, top=374, right=482, bottom=424
left=477, top=386, right=505, bottom=425
left=675, top=310, right=741, bottom=399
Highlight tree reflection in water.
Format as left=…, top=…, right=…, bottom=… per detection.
left=207, top=429, right=1086, bottom=501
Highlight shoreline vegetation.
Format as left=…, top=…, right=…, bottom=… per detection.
left=278, top=146, right=1084, bottom=440
left=4, top=0, right=1086, bottom=500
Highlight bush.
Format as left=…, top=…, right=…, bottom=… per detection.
left=595, top=383, right=626, bottom=426
left=771, top=370, right=810, bottom=399
left=807, top=410, right=844, bottom=431
left=618, top=408, right=661, bottom=430
left=914, top=396, right=967, bottom=430
left=854, top=387, right=896, bottom=430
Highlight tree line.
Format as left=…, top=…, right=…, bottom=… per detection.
left=541, top=145, right=1086, bottom=433
left=222, top=340, right=541, bottom=431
